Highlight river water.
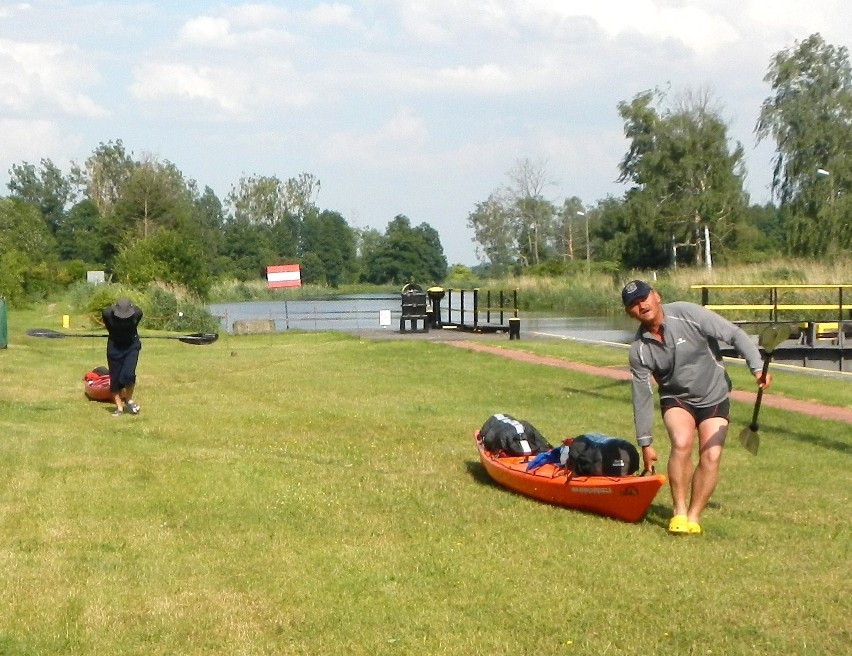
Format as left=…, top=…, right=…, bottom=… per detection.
left=207, top=295, right=636, bottom=344
left=208, top=297, right=852, bottom=375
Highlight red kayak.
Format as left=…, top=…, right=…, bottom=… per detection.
left=83, top=367, right=112, bottom=402
left=474, top=431, right=666, bottom=523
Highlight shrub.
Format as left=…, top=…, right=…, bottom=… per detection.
left=71, top=283, right=218, bottom=332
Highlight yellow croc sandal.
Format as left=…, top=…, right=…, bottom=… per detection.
left=668, top=515, right=689, bottom=535
left=686, top=521, right=702, bottom=535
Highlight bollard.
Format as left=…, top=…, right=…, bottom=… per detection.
left=0, top=298, right=7, bottom=349
left=509, top=317, right=521, bottom=340
left=426, top=287, right=445, bottom=329
left=62, top=314, right=70, bottom=329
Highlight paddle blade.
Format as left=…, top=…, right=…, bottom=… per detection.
left=759, top=324, right=791, bottom=354
left=740, top=424, right=760, bottom=456
left=26, top=328, right=65, bottom=339
left=739, top=424, right=760, bottom=455
left=177, top=332, right=219, bottom=345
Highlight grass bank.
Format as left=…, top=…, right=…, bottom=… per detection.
left=504, top=258, right=852, bottom=318
left=0, top=305, right=849, bottom=655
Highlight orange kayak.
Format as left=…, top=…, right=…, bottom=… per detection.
left=474, top=431, right=666, bottom=522
left=83, top=367, right=112, bottom=402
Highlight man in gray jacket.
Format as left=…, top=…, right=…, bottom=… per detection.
left=622, top=280, right=771, bottom=535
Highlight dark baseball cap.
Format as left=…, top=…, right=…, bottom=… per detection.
left=621, top=280, right=653, bottom=307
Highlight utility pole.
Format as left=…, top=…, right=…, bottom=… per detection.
left=577, top=211, right=590, bottom=275
left=703, top=225, right=712, bottom=271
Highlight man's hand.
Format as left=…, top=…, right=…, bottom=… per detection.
left=755, top=371, right=772, bottom=390
left=641, top=445, right=658, bottom=473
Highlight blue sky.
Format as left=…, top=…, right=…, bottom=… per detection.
left=1, top=1, right=851, bottom=265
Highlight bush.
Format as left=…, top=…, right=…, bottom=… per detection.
left=70, top=282, right=218, bottom=333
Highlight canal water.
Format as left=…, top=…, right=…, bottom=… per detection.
left=207, top=296, right=636, bottom=344
left=208, top=297, right=850, bottom=374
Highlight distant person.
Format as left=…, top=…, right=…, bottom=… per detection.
left=621, top=280, right=770, bottom=535
left=102, top=297, right=143, bottom=417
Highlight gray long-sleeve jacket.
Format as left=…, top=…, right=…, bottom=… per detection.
left=628, top=302, right=764, bottom=447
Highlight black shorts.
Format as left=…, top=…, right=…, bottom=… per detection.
left=660, top=398, right=730, bottom=425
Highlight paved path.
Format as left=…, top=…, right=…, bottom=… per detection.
left=447, top=341, right=852, bottom=425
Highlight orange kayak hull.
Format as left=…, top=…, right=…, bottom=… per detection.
left=474, top=431, right=666, bottom=523
left=83, top=368, right=113, bottom=402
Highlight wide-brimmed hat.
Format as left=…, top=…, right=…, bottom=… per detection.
left=621, top=280, right=653, bottom=307
left=113, top=297, right=135, bottom=319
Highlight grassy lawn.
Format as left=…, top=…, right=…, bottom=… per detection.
left=0, top=306, right=849, bottom=655
left=494, top=337, right=852, bottom=409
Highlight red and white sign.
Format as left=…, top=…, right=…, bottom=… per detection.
left=266, top=264, right=302, bottom=289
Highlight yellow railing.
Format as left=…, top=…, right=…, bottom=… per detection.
left=690, top=284, right=851, bottom=344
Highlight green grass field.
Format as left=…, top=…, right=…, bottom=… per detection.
left=0, top=306, right=849, bottom=655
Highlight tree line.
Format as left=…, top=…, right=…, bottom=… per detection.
left=0, top=145, right=448, bottom=303
left=468, top=33, right=852, bottom=275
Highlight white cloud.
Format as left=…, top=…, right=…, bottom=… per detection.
left=0, top=118, right=83, bottom=170
left=305, top=3, right=358, bottom=28
left=129, top=60, right=314, bottom=118
left=0, top=38, right=107, bottom=118
left=0, top=3, right=31, bottom=20
left=177, top=8, right=295, bottom=51
left=415, top=63, right=514, bottom=93
left=389, top=0, right=743, bottom=55
left=224, top=3, right=290, bottom=27
left=130, top=62, right=247, bottom=114
left=178, top=16, right=235, bottom=47
left=321, top=108, right=429, bottom=166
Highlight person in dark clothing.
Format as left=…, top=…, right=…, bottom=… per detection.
left=101, top=297, right=143, bottom=417
left=622, top=280, right=771, bottom=536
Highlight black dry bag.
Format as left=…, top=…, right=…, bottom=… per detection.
left=480, top=413, right=552, bottom=456
left=567, top=433, right=639, bottom=476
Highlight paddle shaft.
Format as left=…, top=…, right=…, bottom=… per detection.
left=747, top=323, right=792, bottom=427
left=26, top=328, right=217, bottom=345
left=748, top=356, right=771, bottom=430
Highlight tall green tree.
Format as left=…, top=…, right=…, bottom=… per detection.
left=7, top=158, right=73, bottom=235
left=227, top=174, right=289, bottom=226
left=617, top=88, right=748, bottom=267
left=554, top=196, right=586, bottom=263
left=756, top=33, right=852, bottom=256
left=219, top=219, right=277, bottom=280
left=191, top=185, right=227, bottom=276
left=595, top=193, right=672, bottom=269
left=355, top=227, right=384, bottom=281
left=113, top=229, right=211, bottom=297
left=106, top=156, right=213, bottom=295
left=56, top=199, right=106, bottom=263
left=302, top=210, right=357, bottom=287
left=466, top=192, right=514, bottom=269
left=467, top=158, right=558, bottom=269
left=112, top=157, right=195, bottom=242
left=70, top=140, right=135, bottom=216
left=226, top=173, right=321, bottom=260
left=506, top=158, right=556, bottom=266
left=0, top=198, right=58, bottom=301
left=362, top=215, right=447, bottom=285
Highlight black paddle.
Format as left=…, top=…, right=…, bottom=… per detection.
left=738, top=323, right=790, bottom=455
left=26, top=328, right=218, bottom=345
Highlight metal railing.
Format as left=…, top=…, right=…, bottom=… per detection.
left=441, top=288, right=518, bottom=333
left=691, top=283, right=851, bottom=347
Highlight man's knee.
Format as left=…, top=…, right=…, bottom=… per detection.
left=698, top=444, right=724, bottom=468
